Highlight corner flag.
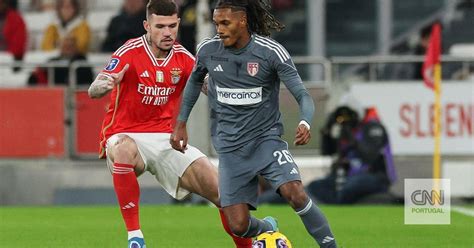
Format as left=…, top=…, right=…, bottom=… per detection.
left=422, top=23, right=441, bottom=90
left=422, top=23, right=442, bottom=180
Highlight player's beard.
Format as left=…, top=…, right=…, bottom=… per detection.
left=147, top=35, right=172, bottom=57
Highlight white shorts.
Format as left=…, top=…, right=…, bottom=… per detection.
left=106, top=133, right=206, bottom=200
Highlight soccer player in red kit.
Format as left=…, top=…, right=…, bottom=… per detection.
left=87, top=1, right=252, bottom=247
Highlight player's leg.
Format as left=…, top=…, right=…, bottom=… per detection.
left=178, top=157, right=219, bottom=205
left=220, top=204, right=277, bottom=238
left=106, top=135, right=146, bottom=247
left=258, top=137, right=336, bottom=247
left=217, top=207, right=253, bottom=248
left=217, top=150, right=277, bottom=239
left=279, top=181, right=336, bottom=247
left=178, top=156, right=253, bottom=248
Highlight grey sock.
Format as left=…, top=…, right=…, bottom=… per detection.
left=241, top=216, right=273, bottom=238
left=296, top=199, right=337, bottom=248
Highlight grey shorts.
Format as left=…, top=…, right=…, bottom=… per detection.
left=218, top=135, right=301, bottom=209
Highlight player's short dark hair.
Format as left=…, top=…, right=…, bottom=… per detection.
left=146, top=0, right=178, bottom=17
left=214, top=0, right=284, bottom=36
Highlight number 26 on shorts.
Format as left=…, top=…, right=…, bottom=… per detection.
left=273, top=149, right=294, bottom=165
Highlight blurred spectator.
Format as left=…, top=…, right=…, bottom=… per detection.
left=176, top=0, right=215, bottom=53
left=306, top=106, right=396, bottom=204
left=101, top=0, right=146, bottom=52
left=0, top=0, right=27, bottom=63
left=41, top=0, right=90, bottom=55
left=177, top=0, right=196, bottom=53
left=28, top=35, right=93, bottom=86
left=320, top=105, right=360, bottom=156
left=8, top=0, right=16, bottom=8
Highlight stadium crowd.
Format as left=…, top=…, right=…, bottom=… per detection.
left=0, top=0, right=193, bottom=86
left=1, top=0, right=473, bottom=87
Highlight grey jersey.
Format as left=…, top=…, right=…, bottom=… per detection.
left=179, top=35, right=314, bottom=153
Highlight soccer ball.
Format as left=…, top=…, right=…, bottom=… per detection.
left=252, top=231, right=293, bottom=248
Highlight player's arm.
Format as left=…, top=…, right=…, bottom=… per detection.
left=170, top=58, right=208, bottom=152
left=287, top=83, right=315, bottom=146
left=200, top=74, right=209, bottom=95
left=274, top=52, right=315, bottom=146
left=88, top=64, right=129, bottom=99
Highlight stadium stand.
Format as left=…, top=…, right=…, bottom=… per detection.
left=0, top=50, right=58, bottom=86
left=84, top=10, right=116, bottom=51
left=85, top=0, right=120, bottom=11
left=0, top=53, right=36, bottom=87
left=22, top=10, right=54, bottom=50
left=450, top=44, right=474, bottom=57
left=23, top=9, right=115, bottom=51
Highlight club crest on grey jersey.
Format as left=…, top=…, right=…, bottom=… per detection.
left=247, top=62, right=259, bottom=76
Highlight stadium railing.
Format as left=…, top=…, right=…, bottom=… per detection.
left=0, top=55, right=472, bottom=160
left=331, top=55, right=474, bottom=82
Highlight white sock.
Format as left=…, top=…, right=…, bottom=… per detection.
left=128, top=229, right=144, bottom=240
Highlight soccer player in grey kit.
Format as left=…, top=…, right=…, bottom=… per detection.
left=171, top=0, right=337, bottom=247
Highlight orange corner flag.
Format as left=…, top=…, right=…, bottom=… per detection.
left=422, top=23, right=442, bottom=90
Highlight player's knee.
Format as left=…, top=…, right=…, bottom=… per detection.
left=229, top=218, right=249, bottom=237
left=111, top=136, right=139, bottom=164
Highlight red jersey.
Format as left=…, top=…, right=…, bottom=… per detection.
left=98, top=35, right=195, bottom=157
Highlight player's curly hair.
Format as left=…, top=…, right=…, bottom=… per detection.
left=215, top=0, right=285, bottom=36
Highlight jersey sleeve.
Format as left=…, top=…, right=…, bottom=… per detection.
left=177, top=44, right=209, bottom=122
left=183, top=53, right=196, bottom=79
left=269, top=43, right=315, bottom=125
left=98, top=41, right=134, bottom=80
left=267, top=42, right=308, bottom=93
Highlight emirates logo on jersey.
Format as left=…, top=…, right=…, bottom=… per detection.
left=137, top=83, right=176, bottom=106
left=247, top=62, right=259, bottom=76
left=170, top=67, right=182, bottom=84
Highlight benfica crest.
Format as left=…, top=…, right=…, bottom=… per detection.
left=170, top=67, right=182, bottom=84
left=247, top=62, right=259, bottom=77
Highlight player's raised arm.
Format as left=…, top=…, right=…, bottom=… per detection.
left=88, top=63, right=129, bottom=99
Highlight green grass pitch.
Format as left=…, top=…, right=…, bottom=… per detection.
left=0, top=205, right=472, bottom=247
